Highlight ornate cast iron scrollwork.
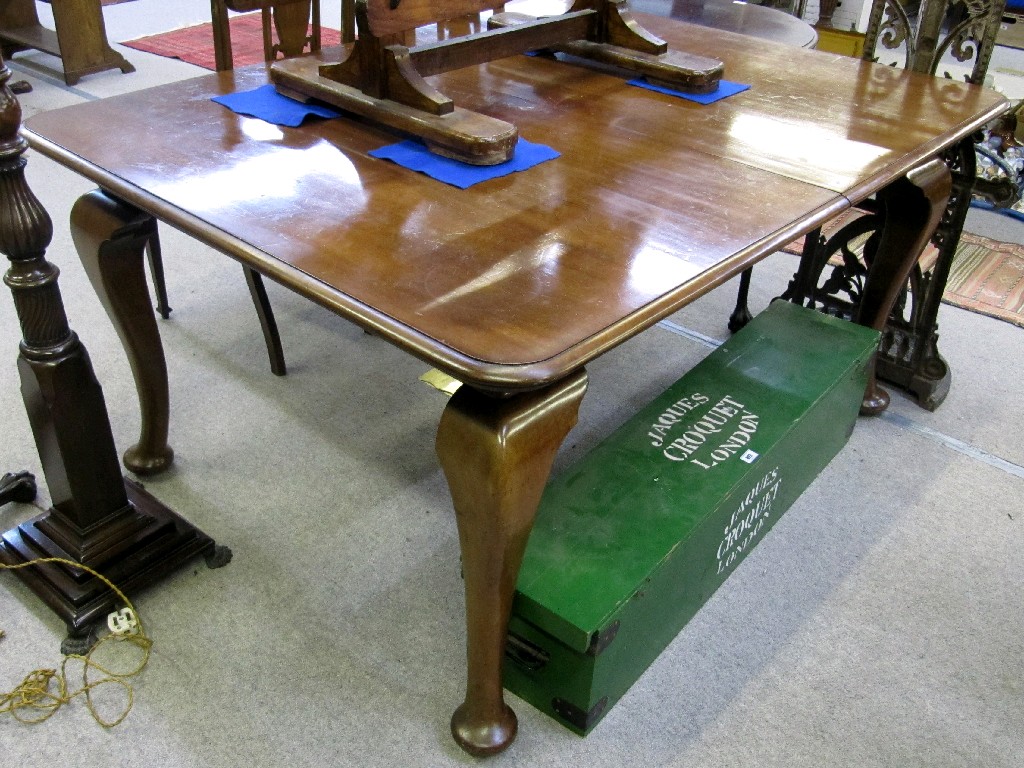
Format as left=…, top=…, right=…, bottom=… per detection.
left=865, top=0, right=915, bottom=69
left=865, top=0, right=1006, bottom=84
left=933, top=0, right=1004, bottom=83
left=780, top=206, right=878, bottom=322
left=780, top=137, right=978, bottom=410
left=729, top=0, right=1009, bottom=411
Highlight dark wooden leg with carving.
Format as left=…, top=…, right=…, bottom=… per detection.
left=0, top=57, right=225, bottom=643
left=857, top=158, right=950, bottom=415
left=70, top=190, right=174, bottom=476
left=436, top=371, right=588, bottom=756
left=272, top=0, right=314, bottom=59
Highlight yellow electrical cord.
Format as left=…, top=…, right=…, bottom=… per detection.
left=0, top=557, right=151, bottom=727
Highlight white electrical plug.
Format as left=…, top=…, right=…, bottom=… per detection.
left=107, top=607, right=139, bottom=636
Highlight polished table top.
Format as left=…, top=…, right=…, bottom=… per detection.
left=24, top=17, right=1005, bottom=392
left=632, top=0, right=818, bottom=48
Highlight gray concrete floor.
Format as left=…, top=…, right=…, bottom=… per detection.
left=1, top=3, right=1022, bottom=766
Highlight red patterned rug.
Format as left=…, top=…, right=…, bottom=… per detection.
left=122, top=13, right=341, bottom=71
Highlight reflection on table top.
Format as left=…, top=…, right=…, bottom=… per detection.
left=23, top=17, right=1006, bottom=390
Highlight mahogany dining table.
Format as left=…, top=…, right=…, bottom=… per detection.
left=18, top=14, right=1006, bottom=756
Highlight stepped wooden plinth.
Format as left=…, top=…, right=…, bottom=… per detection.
left=0, top=55, right=227, bottom=648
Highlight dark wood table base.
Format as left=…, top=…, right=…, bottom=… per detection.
left=0, top=57, right=225, bottom=651
left=1, top=478, right=226, bottom=649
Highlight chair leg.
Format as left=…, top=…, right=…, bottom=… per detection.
left=342, top=0, right=355, bottom=44
left=210, top=0, right=233, bottom=71
left=271, top=1, right=313, bottom=58
left=728, top=267, right=754, bottom=333
left=136, top=218, right=284, bottom=375
left=242, top=265, right=287, bottom=376
left=310, top=0, right=321, bottom=52
left=261, top=7, right=275, bottom=61
left=145, top=221, right=172, bottom=320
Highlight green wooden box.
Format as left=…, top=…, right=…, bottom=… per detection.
left=503, top=302, right=880, bottom=734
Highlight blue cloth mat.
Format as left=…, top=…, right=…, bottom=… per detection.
left=629, top=78, right=750, bottom=104
left=369, top=138, right=559, bottom=188
left=212, top=84, right=343, bottom=127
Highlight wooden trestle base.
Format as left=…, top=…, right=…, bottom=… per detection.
left=273, top=54, right=519, bottom=164
left=271, top=0, right=723, bottom=164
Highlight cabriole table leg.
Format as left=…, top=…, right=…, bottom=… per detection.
left=70, top=189, right=173, bottom=476
left=436, top=370, right=588, bottom=756
left=857, top=158, right=951, bottom=416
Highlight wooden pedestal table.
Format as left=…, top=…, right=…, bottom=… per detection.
left=0, top=0, right=134, bottom=85
left=0, top=57, right=224, bottom=652
left=20, top=19, right=1006, bottom=752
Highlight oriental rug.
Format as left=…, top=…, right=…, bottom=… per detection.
left=122, top=13, right=341, bottom=71
left=942, top=233, right=1024, bottom=327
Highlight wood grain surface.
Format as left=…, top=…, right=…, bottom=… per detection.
left=24, top=17, right=1007, bottom=389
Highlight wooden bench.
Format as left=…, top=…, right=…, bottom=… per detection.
left=0, top=0, right=133, bottom=85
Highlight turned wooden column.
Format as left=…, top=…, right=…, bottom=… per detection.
left=0, top=54, right=224, bottom=647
